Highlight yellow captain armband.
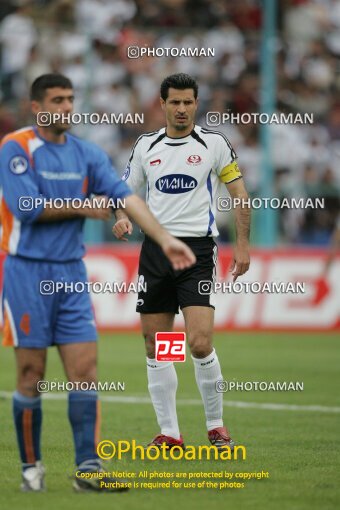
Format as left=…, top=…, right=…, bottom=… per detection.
left=219, top=160, right=242, bottom=183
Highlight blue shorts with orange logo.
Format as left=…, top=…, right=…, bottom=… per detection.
left=2, top=256, right=97, bottom=348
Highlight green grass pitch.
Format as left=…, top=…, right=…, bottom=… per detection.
left=0, top=332, right=339, bottom=510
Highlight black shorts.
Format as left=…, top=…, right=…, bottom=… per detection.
left=136, top=236, right=218, bottom=314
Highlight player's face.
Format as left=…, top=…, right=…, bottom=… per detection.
left=32, top=87, right=74, bottom=133
left=161, top=88, right=198, bottom=133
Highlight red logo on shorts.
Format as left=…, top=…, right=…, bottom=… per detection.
left=20, top=313, right=30, bottom=336
left=187, top=155, right=202, bottom=165
left=155, top=332, right=186, bottom=362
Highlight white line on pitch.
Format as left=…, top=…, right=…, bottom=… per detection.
left=0, top=391, right=339, bottom=414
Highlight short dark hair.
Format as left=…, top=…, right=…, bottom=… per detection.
left=160, top=73, right=198, bottom=101
left=30, top=73, right=73, bottom=101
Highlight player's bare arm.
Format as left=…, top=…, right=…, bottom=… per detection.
left=124, top=195, right=196, bottom=270
left=226, top=178, right=251, bottom=281
left=113, top=208, right=133, bottom=241
left=324, top=221, right=340, bottom=273
left=113, top=203, right=196, bottom=270
left=37, top=195, right=112, bottom=222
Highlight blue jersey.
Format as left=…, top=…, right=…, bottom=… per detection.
left=0, top=126, right=131, bottom=261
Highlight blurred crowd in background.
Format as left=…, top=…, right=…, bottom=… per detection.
left=0, top=0, right=339, bottom=245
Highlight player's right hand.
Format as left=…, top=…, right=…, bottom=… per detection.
left=230, top=244, right=250, bottom=281
left=161, top=236, right=196, bottom=270
left=83, top=195, right=112, bottom=220
left=112, top=218, right=133, bottom=241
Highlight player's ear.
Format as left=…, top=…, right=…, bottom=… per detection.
left=160, top=97, right=166, bottom=111
left=31, top=100, right=42, bottom=115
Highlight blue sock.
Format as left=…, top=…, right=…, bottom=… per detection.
left=13, top=391, right=42, bottom=471
left=68, top=390, right=100, bottom=469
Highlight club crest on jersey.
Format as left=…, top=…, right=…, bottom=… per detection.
left=155, top=174, right=198, bottom=194
left=122, top=163, right=130, bottom=181
left=186, top=155, right=202, bottom=165
left=150, top=159, right=161, bottom=166
left=10, top=155, right=28, bottom=174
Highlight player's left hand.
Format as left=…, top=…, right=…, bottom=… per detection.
left=230, top=244, right=250, bottom=281
left=112, top=218, right=133, bottom=241
left=161, top=236, right=196, bottom=270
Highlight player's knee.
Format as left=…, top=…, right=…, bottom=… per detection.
left=69, top=358, right=97, bottom=383
left=188, top=332, right=212, bottom=358
left=143, top=332, right=156, bottom=358
left=18, top=363, right=44, bottom=396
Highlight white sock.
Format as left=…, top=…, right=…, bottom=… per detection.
left=192, top=348, right=223, bottom=431
left=146, top=358, right=180, bottom=439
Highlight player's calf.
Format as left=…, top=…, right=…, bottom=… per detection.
left=143, top=332, right=156, bottom=358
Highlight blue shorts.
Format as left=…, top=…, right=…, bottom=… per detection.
left=2, top=256, right=97, bottom=348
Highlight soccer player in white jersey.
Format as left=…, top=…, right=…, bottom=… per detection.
left=113, top=73, right=251, bottom=449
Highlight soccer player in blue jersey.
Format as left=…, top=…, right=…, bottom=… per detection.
left=0, top=74, right=195, bottom=492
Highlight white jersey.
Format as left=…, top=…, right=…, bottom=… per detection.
left=122, top=125, right=242, bottom=237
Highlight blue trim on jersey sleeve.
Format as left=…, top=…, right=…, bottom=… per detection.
left=87, top=144, right=132, bottom=200
left=206, top=169, right=215, bottom=236
left=112, top=180, right=132, bottom=201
